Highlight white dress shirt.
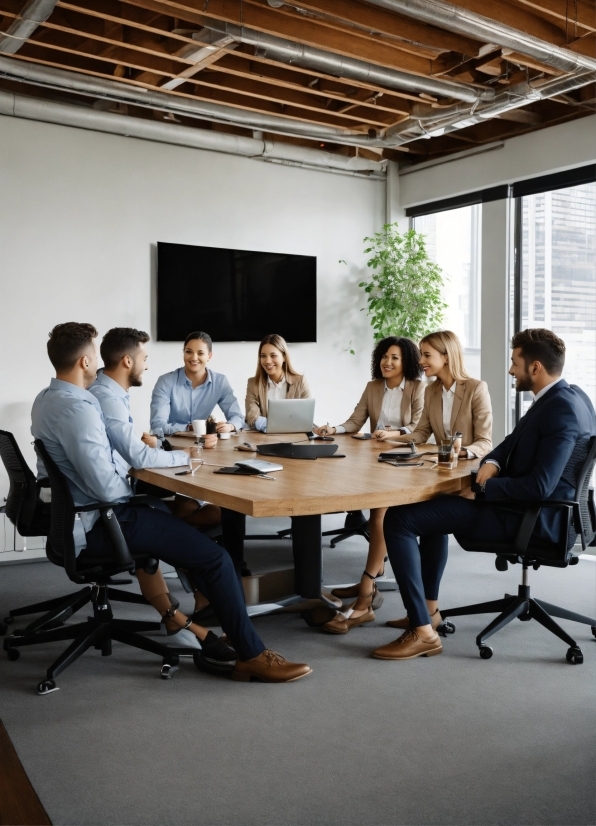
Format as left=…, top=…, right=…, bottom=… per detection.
left=442, top=382, right=456, bottom=436
left=377, top=379, right=406, bottom=430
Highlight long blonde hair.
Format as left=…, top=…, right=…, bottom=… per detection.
left=255, top=334, right=301, bottom=386
left=420, top=330, right=470, bottom=381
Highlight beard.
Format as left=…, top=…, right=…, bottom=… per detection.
left=129, top=370, right=144, bottom=387
left=515, top=373, right=534, bottom=393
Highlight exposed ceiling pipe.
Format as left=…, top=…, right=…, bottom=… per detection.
left=0, top=0, right=58, bottom=54
left=385, top=70, right=596, bottom=143
left=0, top=54, right=396, bottom=148
left=201, top=18, right=495, bottom=104
left=0, top=89, right=387, bottom=179
left=364, top=0, right=596, bottom=75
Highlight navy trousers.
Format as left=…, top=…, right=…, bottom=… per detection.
left=83, top=503, right=265, bottom=661
left=383, top=497, right=521, bottom=628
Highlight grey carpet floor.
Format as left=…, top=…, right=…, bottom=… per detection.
left=0, top=514, right=595, bottom=826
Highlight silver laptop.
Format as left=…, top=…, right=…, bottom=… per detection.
left=267, top=398, right=316, bottom=434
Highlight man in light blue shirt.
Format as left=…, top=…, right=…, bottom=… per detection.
left=31, top=323, right=311, bottom=682
left=88, top=330, right=189, bottom=476
left=150, top=331, right=245, bottom=435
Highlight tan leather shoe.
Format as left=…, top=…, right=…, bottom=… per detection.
left=372, top=629, right=443, bottom=660
left=321, top=607, right=375, bottom=635
left=232, top=650, right=312, bottom=683
left=385, top=608, right=442, bottom=630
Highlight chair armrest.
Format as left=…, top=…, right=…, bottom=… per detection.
left=491, top=499, right=578, bottom=554
left=70, top=502, right=135, bottom=569
left=74, top=501, right=128, bottom=513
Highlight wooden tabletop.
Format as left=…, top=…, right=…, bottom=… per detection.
left=131, top=433, right=475, bottom=518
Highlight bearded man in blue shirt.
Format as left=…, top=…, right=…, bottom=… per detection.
left=31, top=322, right=311, bottom=683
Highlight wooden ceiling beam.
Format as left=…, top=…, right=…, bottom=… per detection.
left=183, top=70, right=396, bottom=126
left=515, top=0, right=596, bottom=34
left=241, top=0, right=482, bottom=58
left=118, top=0, right=444, bottom=76
left=443, top=0, right=574, bottom=46
left=204, top=55, right=411, bottom=115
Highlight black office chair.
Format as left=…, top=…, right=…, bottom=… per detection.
left=440, top=435, right=596, bottom=663
left=3, top=440, right=193, bottom=694
left=322, top=511, right=371, bottom=548
left=0, top=430, right=151, bottom=636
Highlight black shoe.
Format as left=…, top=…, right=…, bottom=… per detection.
left=344, top=510, right=367, bottom=531
left=240, top=566, right=252, bottom=578
left=193, top=631, right=237, bottom=675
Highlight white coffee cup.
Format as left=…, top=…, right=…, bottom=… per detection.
left=192, top=419, right=206, bottom=436
left=218, top=431, right=231, bottom=440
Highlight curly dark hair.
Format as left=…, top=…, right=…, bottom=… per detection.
left=371, top=337, right=422, bottom=381
left=101, top=327, right=150, bottom=369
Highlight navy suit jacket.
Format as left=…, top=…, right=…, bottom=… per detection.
left=482, top=380, right=596, bottom=544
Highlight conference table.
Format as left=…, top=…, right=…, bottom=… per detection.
left=131, top=434, right=474, bottom=615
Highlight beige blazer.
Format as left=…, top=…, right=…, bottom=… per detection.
left=394, top=377, right=493, bottom=458
left=245, top=374, right=311, bottom=428
left=339, top=378, right=426, bottom=434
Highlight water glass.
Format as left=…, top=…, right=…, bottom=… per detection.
left=437, top=438, right=456, bottom=470
left=189, top=444, right=204, bottom=474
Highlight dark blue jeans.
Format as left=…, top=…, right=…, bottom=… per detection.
left=383, top=497, right=518, bottom=628
left=83, top=503, right=265, bottom=661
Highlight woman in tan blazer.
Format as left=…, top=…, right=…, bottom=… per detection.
left=381, top=330, right=493, bottom=631
left=313, top=337, right=426, bottom=634
left=245, top=334, right=310, bottom=431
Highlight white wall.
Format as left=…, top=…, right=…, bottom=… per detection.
left=0, top=115, right=385, bottom=554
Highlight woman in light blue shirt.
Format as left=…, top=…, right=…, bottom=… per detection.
left=150, top=331, right=245, bottom=435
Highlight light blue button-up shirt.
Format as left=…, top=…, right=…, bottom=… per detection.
left=150, top=367, right=245, bottom=435
left=89, top=371, right=188, bottom=475
left=31, top=378, right=133, bottom=554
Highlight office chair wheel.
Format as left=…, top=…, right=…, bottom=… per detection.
left=439, top=621, right=456, bottom=636
left=160, top=657, right=180, bottom=680
left=478, top=645, right=493, bottom=659
left=565, top=647, right=583, bottom=665
left=6, top=647, right=20, bottom=661
left=37, top=679, right=58, bottom=695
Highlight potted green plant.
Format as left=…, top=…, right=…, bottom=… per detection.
left=356, top=222, right=446, bottom=343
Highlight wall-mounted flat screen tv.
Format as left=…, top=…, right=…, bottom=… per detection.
left=157, top=242, right=317, bottom=342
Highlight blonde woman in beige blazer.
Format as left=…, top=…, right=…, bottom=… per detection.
left=382, top=330, right=493, bottom=633
left=245, top=334, right=311, bottom=431
left=314, top=337, right=425, bottom=634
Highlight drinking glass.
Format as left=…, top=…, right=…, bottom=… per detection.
left=189, top=445, right=204, bottom=474
left=437, top=438, right=455, bottom=470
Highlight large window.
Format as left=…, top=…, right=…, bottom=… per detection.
left=514, top=182, right=596, bottom=419
left=414, top=204, right=481, bottom=377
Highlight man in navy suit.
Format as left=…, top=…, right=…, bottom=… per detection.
left=373, top=329, right=596, bottom=662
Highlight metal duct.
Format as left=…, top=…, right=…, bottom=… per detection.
left=0, top=0, right=58, bottom=54
left=0, top=89, right=387, bottom=178
left=365, top=0, right=596, bottom=75
left=201, top=18, right=495, bottom=104
left=385, top=70, right=596, bottom=143
left=0, top=54, right=397, bottom=148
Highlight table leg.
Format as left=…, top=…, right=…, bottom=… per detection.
left=291, top=515, right=337, bottom=609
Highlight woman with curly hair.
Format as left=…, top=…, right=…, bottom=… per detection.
left=313, top=336, right=425, bottom=634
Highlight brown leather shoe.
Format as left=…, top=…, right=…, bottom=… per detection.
left=232, top=650, right=312, bottom=683
left=321, top=607, right=375, bottom=634
left=385, top=608, right=442, bottom=630
left=372, top=629, right=443, bottom=660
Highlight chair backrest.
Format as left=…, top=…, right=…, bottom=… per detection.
left=33, top=439, right=77, bottom=578
left=566, top=434, right=596, bottom=550
left=0, top=429, right=50, bottom=536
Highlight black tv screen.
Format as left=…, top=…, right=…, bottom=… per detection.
left=157, top=242, right=317, bottom=342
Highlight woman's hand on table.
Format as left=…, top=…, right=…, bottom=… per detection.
left=142, top=432, right=158, bottom=448
left=314, top=424, right=336, bottom=436
left=373, top=429, right=391, bottom=441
